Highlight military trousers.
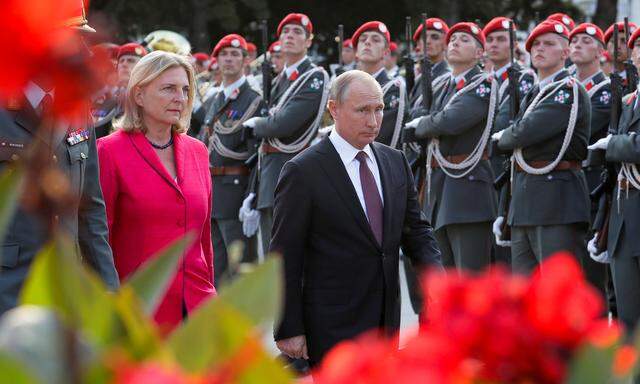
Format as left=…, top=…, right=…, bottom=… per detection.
left=434, top=222, right=493, bottom=272
left=610, top=232, right=640, bottom=332
left=259, top=207, right=273, bottom=259
left=510, top=224, right=587, bottom=275
left=211, top=218, right=255, bottom=288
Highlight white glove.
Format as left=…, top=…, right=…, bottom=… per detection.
left=242, top=116, right=262, bottom=129
left=492, top=216, right=511, bottom=247
left=405, top=117, right=421, bottom=129
left=491, top=130, right=505, bottom=141
left=238, top=193, right=260, bottom=237
left=588, top=233, right=612, bottom=263
left=588, top=134, right=612, bottom=150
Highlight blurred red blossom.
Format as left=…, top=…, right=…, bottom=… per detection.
left=1, top=0, right=110, bottom=118
left=315, top=253, right=620, bottom=384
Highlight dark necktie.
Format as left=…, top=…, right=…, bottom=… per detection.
left=355, top=151, right=383, bottom=245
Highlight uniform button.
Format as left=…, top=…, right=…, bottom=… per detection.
left=468, top=175, right=475, bottom=181
left=233, top=179, right=240, bottom=185
left=10, top=154, right=19, bottom=161
left=80, top=153, right=87, bottom=160
left=547, top=175, right=553, bottom=180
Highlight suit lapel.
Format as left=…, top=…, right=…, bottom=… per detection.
left=371, top=143, right=392, bottom=248
left=128, top=131, right=183, bottom=194
left=315, top=138, right=380, bottom=249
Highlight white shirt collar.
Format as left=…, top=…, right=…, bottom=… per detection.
left=538, top=68, right=566, bottom=89
left=451, top=67, right=473, bottom=85
left=579, top=70, right=603, bottom=85
left=284, top=56, right=308, bottom=78
left=222, top=76, right=246, bottom=99
left=492, top=63, right=512, bottom=79
left=329, top=128, right=375, bottom=166
left=25, top=81, right=54, bottom=110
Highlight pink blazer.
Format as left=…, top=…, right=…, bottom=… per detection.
left=97, top=130, right=216, bottom=332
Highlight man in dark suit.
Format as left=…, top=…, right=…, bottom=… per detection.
left=0, top=13, right=119, bottom=314
left=271, top=70, right=442, bottom=367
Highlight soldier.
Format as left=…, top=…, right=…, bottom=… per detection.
left=0, top=4, right=119, bottom=314
left=269, top=41, right=285, bottom=76
left=569, top=23, right=612, bottom=302
left=352, top=21, right=406, bottom=148
left=589, top=27, right=640, bottom=331
left=342, top=38, right=356, bottom=71
left=493, top=20, right=591, bottom=274
left=604, top=21, right=638, bottom=94
left=409, top=18, right=451, bottom=119
left=240, top=13, right=330, bottom=256
left=203, top=34, right=265, bottom=287
left=93, top=43, right=147, bottom=138
left=484, top=17, right=536, bottom=263
left=406, top=22, right=497, bottom=271
left=546, top=13, right=575, bottom=31
left=192, top=52, right=211, bottom=75
left=385, top=42, right=400, bottom=78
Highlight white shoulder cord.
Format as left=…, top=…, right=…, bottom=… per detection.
left=587, top=78, right=611, bottom=98
left=266, top=67, right=330, bottom=153
left=208, top=96, right=263, bottom=160
left=617, top=131, right=640, bottom=208
left=512, top=78, right=580, bottom=175
left=424, top=73, right=499, bottom=202
left=380, top=78, right=406, bottom=148
left=498, top=69, right=537, bottom=105
left=412, top=73, right=450, bottom=109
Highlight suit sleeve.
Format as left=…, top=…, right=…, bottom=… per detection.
left=79, top=131, right=120, bottom=290
left=399, top=152, right=443, bottom=271
left=271, top=161, right=312, bottom=340
left=253, top=71, right=326, bottom=139
left=498, top=86, right=577, bottom=150
left=415, top=83, right=490, bottom=138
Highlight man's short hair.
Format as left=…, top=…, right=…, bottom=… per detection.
left=329, top=70, right=382, bottom=104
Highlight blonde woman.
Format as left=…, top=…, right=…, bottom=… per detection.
left=97, top=51, right=215, bottom=332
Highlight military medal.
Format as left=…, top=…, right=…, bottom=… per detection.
left=66, top=128, right=90, bottom=146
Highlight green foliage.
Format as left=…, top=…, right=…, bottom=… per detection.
left=566, top=342, right=617, bottom=384
left=0, top=351, right=39, bottom=384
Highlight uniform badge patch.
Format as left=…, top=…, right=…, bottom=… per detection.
left=388, top=94, right=398, bottom=108
left=554, top=90, right=571, bottom=104
left=519, top=79, right=533, bottom=94
left=310, top=77, right=323, bottom=90
left=599, top=90, right=611, bottom=105
left=475, top=83, right=491, bottom=97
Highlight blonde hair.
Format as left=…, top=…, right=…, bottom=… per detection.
left=115, top=50, right=196, bottom=134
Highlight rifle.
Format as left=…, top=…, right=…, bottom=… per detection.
left=403, top=17, right=415, bottom=94
left=494, top=20, right=519, bottom=242
left=244, top=19, right=272, bottom=209
left=414, top=13, right=434, bottom=206
left=591, top=26, right=623, bottom=253
left=624, top=17, right=639, bottom=92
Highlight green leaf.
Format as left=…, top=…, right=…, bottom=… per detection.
left=0, top=167, right=23, bottom=260
left=0, top=351, right=39, bottom=384
left=217, top=256, right=282, bottom=326
left=566, top=343, right=617, bottom=384
left=125, top=234, right=193, bottom=315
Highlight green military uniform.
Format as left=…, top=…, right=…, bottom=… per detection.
left=91, top=87, right=123, bottom=139
left=252, top=57, right=329, bottom=255
left=0, top=90, right=119, bottom=314
left=415, top=66, right=498, bottom=271
left=602, top=90, right=640, bottom=331
left=202, top=78, right=265, bottom=287
left=497, top=69, right=591, bottom=274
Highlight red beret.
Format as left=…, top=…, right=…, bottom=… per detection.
left=389, top=41, right=398, bottom=53
left=604, top=21, right=638, bottom=44
left=630, top=27, right=640, bottom=50
left=413, top=18, right=449, bottom=42
left=277, top=13, right=313, bottom=37
left=92, top=43, right=120, bottom=60
left=212, top=34, right=248, bottom=57
left=483, top=17, right=516, bottom=37
left=525, top=20, right=570, bottom=52
left=569, top=23, right=605, bottom=46
left=268, top=41, right=282, bottom=53
left=343, top=38, right=354, bottom=49
left=246, top=42, right=257, bottom=53
left=446, top=22, right=485, bottom=47
left=117, top=43, right=147, bottom=60
left=352, top=21, right=391, bottom=48
left=192, top=52, right=209, bottom=62
left=546, top=13, right=575, bottom=30
left=207, top=57, right=218, bottom=71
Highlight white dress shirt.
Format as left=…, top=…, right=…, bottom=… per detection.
left=284, top=56, right=308, bottom=79
left=222, top=75, right=246, bottom=100
left=25, top=81, right=54, bottom=112
left=329, top=130, right=384, bottom=220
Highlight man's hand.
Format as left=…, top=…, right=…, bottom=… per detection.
left=491, top=129, right=505, bottom=141
left=588, top=233, right=612, bottom=263
left=242, top=116, right=262, bottom=129
left=492, top=216, right=511, bottom=247
left=405, top=117, right=421, bottom=129
left=276, top=335, right=308, bottom=360
left=588, top=134, right=612, bottom=151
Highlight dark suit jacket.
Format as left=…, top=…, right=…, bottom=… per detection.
left=0, top=100, right=119, bottom=314
left=270, top=137, right=442, bottom=366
